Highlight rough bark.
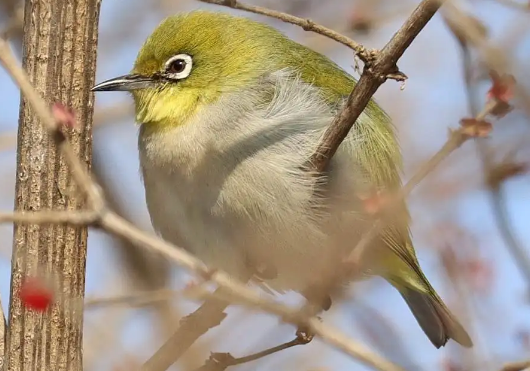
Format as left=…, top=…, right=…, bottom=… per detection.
left=6, top=1, right=101, bottom=370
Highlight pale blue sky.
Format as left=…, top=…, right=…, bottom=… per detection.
left=0, top=1, right=529, bottom=370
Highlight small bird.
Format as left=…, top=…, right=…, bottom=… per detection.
left=93, top=11, right=473, bottom=348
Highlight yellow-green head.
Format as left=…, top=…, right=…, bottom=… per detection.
left=92, top=10, right=357, bottom=127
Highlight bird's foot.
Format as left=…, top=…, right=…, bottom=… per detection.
left=295, top=326, right=314, bottom=344
left=295, top=316, right=322, bottom=344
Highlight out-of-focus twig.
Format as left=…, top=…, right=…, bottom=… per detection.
left=93, top=145, right=177, bottom=330
left=443, top=0, right=530, bottom=118
left=501, top=360, right=530, bottom=371
left=85, top=289, right=177, bottom=309
left=0, top=103, right=133, bottom=152
left=347, top=98, right=500, bottom=267
left=0, top=210, right=98, bottom=225
left=445, top=4, right=530, bottom=288
left=0, top=4, right=23, bottom=41
left=141, top=293, right=230, bottom=371
left=194, top=337, right=308, bottom=371
left=492, top=0, right=530, bottom=11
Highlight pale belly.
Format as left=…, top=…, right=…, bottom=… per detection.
left=140, top=163, right=358, bottom=294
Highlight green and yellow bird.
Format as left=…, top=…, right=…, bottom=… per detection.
left=93, top=10, right=472, bottom=348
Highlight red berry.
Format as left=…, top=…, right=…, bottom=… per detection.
left=52, top=103, right=77, bottom=129
left=19, top=277, right=54, bottom=311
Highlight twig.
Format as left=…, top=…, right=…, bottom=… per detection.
left=84, top=289, right=177, bottom=309
left=0, top=210, right=98, bottom=225
left=198, top=0, right=375, bottom=66
left=0, top=38, right=104, bottom=211
left=492, top=0, right=530, bottom=11
left=501, top=361, right=530, bottom=371
left=0, top=33, right=402, bottom=371
left=308, top=0, right=442, bottom=173
left=488, top=187, right=530, bottom=284
left=448, top=4, right=530, bottom=288
left=141, top=293, right=230, bottom=371
left=346, top=99, right=500, bottom=266
left=194, top=337, right=307, bottom=371
left=0, top=103, right=133, bottom=152
left=442, top=0, right=530, bottom=117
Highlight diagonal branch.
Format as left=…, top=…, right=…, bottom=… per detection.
left=309, top=0, right=444, bottom=172
left=141, top=293, right=230, bottom=371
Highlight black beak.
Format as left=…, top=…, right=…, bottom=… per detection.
left=92, top=74, right=158, bottom=92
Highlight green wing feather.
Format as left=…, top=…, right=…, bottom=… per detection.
left=277, top=40, right=422, bottom=278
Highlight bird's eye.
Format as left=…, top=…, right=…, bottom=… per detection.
left=164, top=54, right=193, bottom=80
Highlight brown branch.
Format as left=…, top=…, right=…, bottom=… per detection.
left=0, top=103, right=133, bottom=153
left=198, top=0, right=376, bottom=66
left=194, top=337, right=307, bottom=371
left=141, top=293, right=230, bottom=371
left=493, top=0, right=530, bottom=11
left=0, top=29, right=403, bottom=371
left=309, top=0, right=442, bottom=172
left=0, top=210, right=98, bottom=225
left=501, top=361, right=530, bottom=371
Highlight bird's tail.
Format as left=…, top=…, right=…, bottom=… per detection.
left=394, top=283, right=473, bottom=348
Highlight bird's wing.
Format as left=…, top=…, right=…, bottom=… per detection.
left=283, top=42, right=428, bottom=286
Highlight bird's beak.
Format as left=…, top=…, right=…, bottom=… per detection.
left=92, top=74, right=158, bottom=92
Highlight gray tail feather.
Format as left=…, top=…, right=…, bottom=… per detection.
left=399, top=288, right=473, bottom=348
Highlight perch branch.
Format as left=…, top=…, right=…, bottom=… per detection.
left=309, top=0, right=444, bottom=172
left=198, top=0, right=376, bottom=66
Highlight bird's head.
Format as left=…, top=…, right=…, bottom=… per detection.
left=92, top=11, right=290, bottom=128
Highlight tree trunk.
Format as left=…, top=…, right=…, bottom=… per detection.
left=6, top=1, right=101, bottom=370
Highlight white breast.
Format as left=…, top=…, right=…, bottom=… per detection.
left=138, top=71, right=370, bottom=293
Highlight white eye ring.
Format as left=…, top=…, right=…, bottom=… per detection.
left=164, top=54, right=193, bottom=80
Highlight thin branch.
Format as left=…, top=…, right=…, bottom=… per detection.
left=0, top=103, right=133, bottom=152
left=501, top=361, right=530, bottom=371
left=0, top=37, right=104, bottom=210
left=309, top=0, right=443, bottom=173
left=141, top=294, right=230, bottom=371
left=442, top=0, right=530, bottom=117
left=346, top=99, right=501, bottom=266
left=194, top=337, right=307, bottom=371
left=84, top=289, right=177, bottom=309
left=492, top=0, right=530, bottom=11
left=0, top=210, right=98, bottom=225
left=198, top=0, right=375, bottom=66
left=447, top=3, right=530, bottom=288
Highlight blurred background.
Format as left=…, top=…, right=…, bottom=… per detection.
left=1, top=0, right=530, bottom=370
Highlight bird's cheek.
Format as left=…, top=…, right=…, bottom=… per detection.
left=135, top=89, right=202, bottom=127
